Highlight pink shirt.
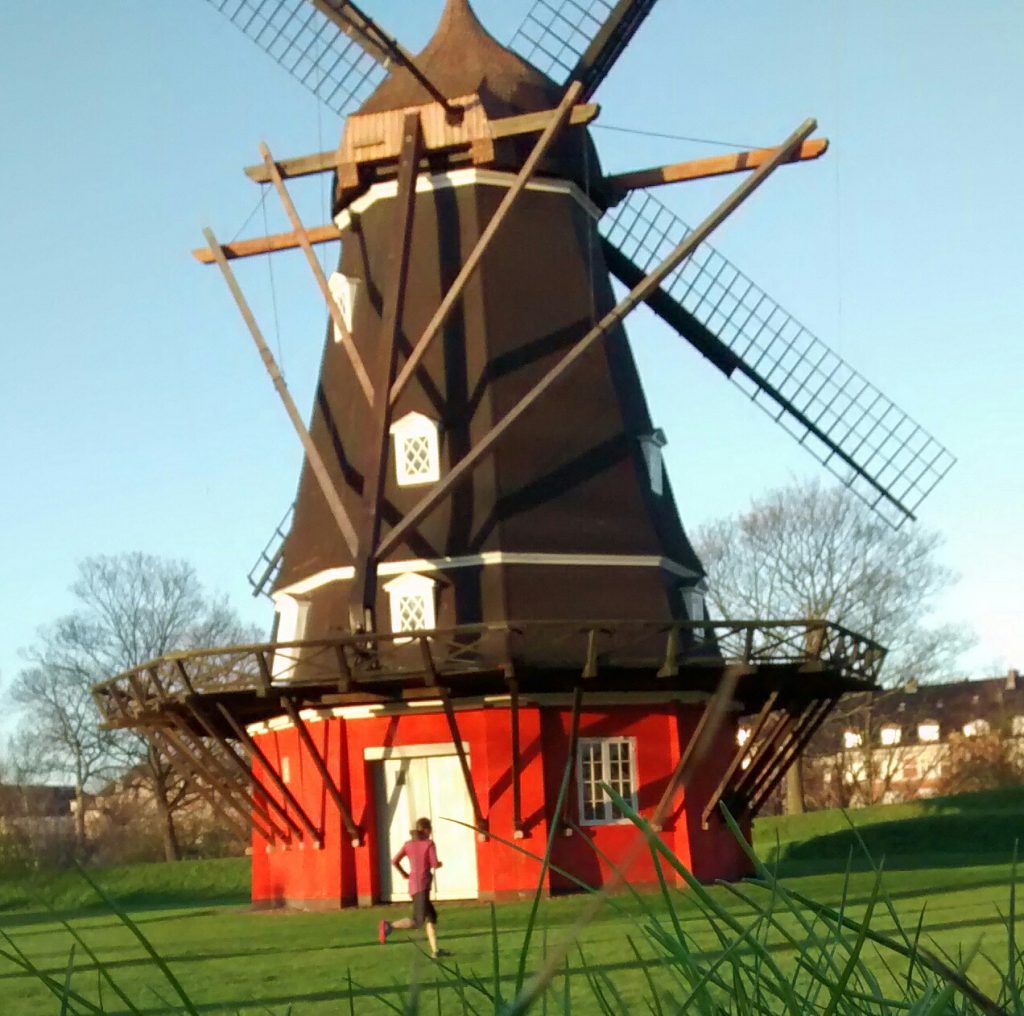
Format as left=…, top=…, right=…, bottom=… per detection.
left=393, top=838, right=439, bottom=895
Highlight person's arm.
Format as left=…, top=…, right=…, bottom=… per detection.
left=392, top=844, right=409, bottom=880
left=428, top=841, right=441, bottom=870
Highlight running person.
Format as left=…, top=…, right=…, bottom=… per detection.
left=378, top=817, right=448, bottom=958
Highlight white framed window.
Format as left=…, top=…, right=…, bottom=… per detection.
left=327, top=272, right=360, bottom=337
left=843, top=730, right=862, bottom=750
left=918, top=721, right=940, bottom=742
left=1012, top=716, right=1024, bottom=737
left=639, top=429, right=667, bottom=496
left=577, top=737, right=638, bottom=825
left=389, top=412, right=440, bottom=487
left=383, top=572, right=437, bottom=641
left=963, top=718, right=991, bottom=738
left=270, top=594, right=311, bottom=680
left=879, top=725, right=902, bottom=747
left=737, top=726, right=751, bottom=747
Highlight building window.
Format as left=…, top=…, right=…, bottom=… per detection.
left=918, top=721, right=940, bottom=742
left=328, top=272, right=360, bottom=337
left=684, top=586, right=706, bottom=622
left=389, top=412, right=440, bottom=486
left=880, top=725, right=902, bottom=747
left=963, top=718, right=991, bottom=738
left=577, top=738, right=638, bottom=825
left=383, top=572, right=437, bottom=640
left=639, top=429, right=667, bottom=495
left=903, top=758, right=918, bottom=781
left=843, top=730, right=862, bottom=750
left=737, top=726, right=751, bottom=746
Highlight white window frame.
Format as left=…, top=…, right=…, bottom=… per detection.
left=576, top=737, right=638, bottom=826
left=879, top=725, right=902, bottom=747
left=389, top=411, right=441, bottom=487
left=918, top=721, right=940, bottom=743
left=327, top=271, right=360, bottom=337
left=843, top=730, right=862, bottom=750
left=270, top=594, right=311, bottom=680
left=383, top=572, right=437, bottom=642
left=639, top=429, right=667, bottom=496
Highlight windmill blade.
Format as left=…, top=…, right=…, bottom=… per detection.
left=206, top=0, right=390, bottom=118
left=600, top=190, right=956, bottom=527
left=510, top=0, right=659, bottom=97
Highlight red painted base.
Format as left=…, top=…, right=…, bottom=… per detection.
left=249, top=700, right=752, bottom=909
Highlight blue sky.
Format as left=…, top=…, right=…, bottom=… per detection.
left=1, top=0, right=1021, bottom=691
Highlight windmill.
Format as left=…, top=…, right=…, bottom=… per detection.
left=93, top=0, right=944, bottom=908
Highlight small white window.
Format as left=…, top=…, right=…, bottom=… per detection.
left=963, top=718, right=990, bottom=738
left=843, top=730, right=862, bottom=750
left=389, top=412, right=440, bottom=486
left=1012, top=716, right=1024, bottom=737
left=281, top=757, right=291, bottom=784
left=639, top=429, right=667, bottom=496
left=880, top=725, right=901, bottom=747
left=918, top=722, right=940, bottom=742
left=737, top=726, right=751, bottom=746
left=383, top=572, right=437, bottom=641
left=327, top=272, right=360, bottom=337
left=270, top=594, right=311, bottom=680
left=577, top=737, right=638, bottom=824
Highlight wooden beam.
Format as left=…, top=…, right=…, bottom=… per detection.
left=389, top=81, right=584, bottom=406
left=192, top=224, right=341, bottom=264
left=651, top=664, right=747, bottom=830
left=349, top=111, right=423, bottom=631
left=376, top=118, right=818, bottom=559
left=280, top=697, right=361, bottom=843
left=701, top=689, right=779, bottom=829
left=241, top=103, right=601, bottom=184
left=204, top=226, right=359, bottom=559
left=605, top=138, right=829, bottom=195
left=261, top=142, right=374, bottom=405
left=178, top=706, right=304, bottom=841
left=215, top=702, right=323, bottom=847
left=440, top=692, right=486, bottom=837
left=509, top=679, right=523, bottom=837
left=558, top=685, right=584, bottom=835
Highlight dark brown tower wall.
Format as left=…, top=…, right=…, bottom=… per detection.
left=274, top=174, right=704, bottom=638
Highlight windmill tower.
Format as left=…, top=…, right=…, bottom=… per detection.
left=94, top=0, right=949, bottom=909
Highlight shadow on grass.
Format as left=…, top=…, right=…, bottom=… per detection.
left=780, top=809, right=1024, bottom=872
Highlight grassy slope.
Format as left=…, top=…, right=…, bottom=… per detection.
left=1, top=788, right=1022, bottom=1014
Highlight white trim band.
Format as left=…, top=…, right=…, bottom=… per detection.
left=274, top=551, right=698, bottom=600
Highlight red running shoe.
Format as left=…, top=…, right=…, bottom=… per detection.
left=378, top=919, right=390, bottom=944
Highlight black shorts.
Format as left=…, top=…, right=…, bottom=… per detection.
left=412, top=890, right=437, bottom=927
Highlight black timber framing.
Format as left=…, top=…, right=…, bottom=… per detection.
left=440, top=691, right=487, bottom=837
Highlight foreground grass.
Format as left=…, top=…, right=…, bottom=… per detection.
left=1, top=788, right=1023, bottom=1013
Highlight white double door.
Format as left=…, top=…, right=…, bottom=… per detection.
left=377, top=752, right=479, bottom=902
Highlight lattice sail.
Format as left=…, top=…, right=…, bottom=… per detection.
left=510, top=0, right=659, bottom=96
left=206, top=0, right=388, bottom=117
left=600, top=190, right=956, bottom=526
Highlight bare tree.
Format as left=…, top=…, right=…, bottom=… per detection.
left=12, top=553, right=258, bottom=860
left=694, top=479, right=973, bottom=811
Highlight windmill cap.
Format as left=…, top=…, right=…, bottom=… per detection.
left=359, top=0, right=561, bottom=117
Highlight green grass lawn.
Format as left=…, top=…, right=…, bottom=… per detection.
left=2, top=788, right=1023, bottom=1014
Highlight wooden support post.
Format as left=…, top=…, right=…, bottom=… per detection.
left=260, top=142, right=374, bottom=405
left=509, top=679, right=523, bottom=838
left=605, top=138, right=829, bottom=196
left=160, top=723, right=287, bottom=841
left=204, top=226, right=360, bottom=559
left=651, top=664, right=748, bottom=831
left=440, top=691, right=486, bottom=839
left=376, top=118, right=818, bottom=559
left=389, top=81, right=584, bottom=406
left=334, top=643, right=353, bottom=693
left=731, top=709, right=796, bottom=801
left=701, top=689, right=779, bottom=829
left=254, top=650, right=273, bottom=697
left=349, top=111, right=423, bottom=631
left=559, top=685, right=585, bottom=836
left=418, top=636, right=438, bottom=687
left=151, top=727, right=268, bottom=843
left=657, top=625, right=681, bottom=678
left=279, top=698, right=362, bottom=845
left=748, top=698, right=835, bottom=815
left=214, top=703, right=323, bottom=847
left=582, top=628, right=601, bottom=679
left=736, top=700, right=814, bottom=806
left=177, top=706, right=303, bottom=841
